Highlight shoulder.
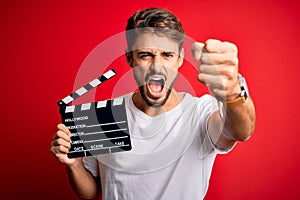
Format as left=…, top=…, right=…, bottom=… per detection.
left=179, top=93, right=218, bottom=127
left=182, top=93, right=217, bottom=111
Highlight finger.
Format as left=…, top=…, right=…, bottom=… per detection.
left=191, top=42, right=205, bottom=61
left=210, top=85, right=239, bottom=100
left=199, top=64, right=222, bottom=75
left=53, top=130, right=71, bottom=142
left=201, top=77, right=240, bottom=100
left=52, top=130, right=68, bottom=140
left=198, top=74, right=227, bottom=96
left=201, top=52, right=238, bottom=65
left=199, top=64, right=238, bottom=77
left=57, top=123, right=71, bottom=136
left=51, top=138, right=71, bottom=149
left=51, top=145, right=69, bottom=155
left=205, top=39, right=238, bottom=53
left=210, top=88, right=227, bottom=100
left=57, top=145, right=70, bottom=154
left=198, top=75, right=231, bottom=100
left=197, top=73, right=224, bottom=87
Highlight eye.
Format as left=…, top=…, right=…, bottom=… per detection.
left=140, top=54, right=149, bottom=58
left=162, top=52, right=174, bottom=57
left=138, top=52, right=153, bottom=59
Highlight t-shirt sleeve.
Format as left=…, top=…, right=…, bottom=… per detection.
left=197, top=95, right=235, bottom=157
left=206, top=123, right=236, bottom=154
left=82, top=156, right=100, bottom=177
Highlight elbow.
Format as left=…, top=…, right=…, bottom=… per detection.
left=223, top=127, right=254, bottom=142
left=238, top=131, right=252, bottom=142
left=235, top=121, right=256, bottom=142
left=79, top=194, right=101, bottom=200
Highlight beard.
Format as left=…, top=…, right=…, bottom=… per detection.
left=134, top=71, right=178, bottom=107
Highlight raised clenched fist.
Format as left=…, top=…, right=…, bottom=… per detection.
left=191, top=39, right=241, bottom=101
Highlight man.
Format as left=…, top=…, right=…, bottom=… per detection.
left=50, top=8, right=256, bottom=200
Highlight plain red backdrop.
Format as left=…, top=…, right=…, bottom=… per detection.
left=1, top=0, right=299, bottom=199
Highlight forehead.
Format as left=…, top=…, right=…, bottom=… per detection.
left=132, top=32, right=179, bottom=52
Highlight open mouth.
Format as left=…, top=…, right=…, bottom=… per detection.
left=147, top=76, right=166, bottom=95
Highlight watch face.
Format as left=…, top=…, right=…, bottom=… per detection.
left=238, top=73, right=249, bottom=100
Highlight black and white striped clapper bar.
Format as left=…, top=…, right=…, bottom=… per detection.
left=57, top=69, right=132, bottom=158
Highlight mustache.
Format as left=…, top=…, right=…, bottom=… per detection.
left=145, top=70, right=167, bottom=82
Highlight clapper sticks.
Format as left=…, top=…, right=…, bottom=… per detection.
left=57, top=69, right=132, bottom=158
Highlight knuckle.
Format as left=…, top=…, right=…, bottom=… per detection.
left=205, top=41, right=212, bottom=51
left=57, top=138, right=64, bottom=145
left=231, top=43, right=238, bottom=52
left=224, top=41, right=238, bottom=52
left=58, top=145, right=63, bottom=151
left=220, top=54, right=228, bottom=63
left=66, top=141, right=71, bottom=148
left=225, top=53, right=238, bottom=65
left=234, top=57, right=239, bottom=65
left=226, top=66, right=236, bottom=78
left=59, top=145, right=69, bottom=154
left=57, top=130, right=66, bottom=137
left=222, top=78, right=229, bottom=87
left=207, top=39, right=220, bottom=44
left=56, top=130, right=62, bottom=137
left=57, top=130, right=70, bottom=140
left=205, top=43, right=214, bottom=52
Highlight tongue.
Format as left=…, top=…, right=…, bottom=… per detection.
left=149, top=82, right=162, bottom=93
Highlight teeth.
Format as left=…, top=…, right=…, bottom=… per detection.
left=151, top=77, right=162, bottom=81
left=149, top=77, right=165, bottom=85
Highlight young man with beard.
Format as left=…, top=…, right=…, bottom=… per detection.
left=51, top=8, right=256, bottom=200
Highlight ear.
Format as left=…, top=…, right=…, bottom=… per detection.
left=125, top=50, right=133, bottom=67
left=178, top=48, right=184, bottom=68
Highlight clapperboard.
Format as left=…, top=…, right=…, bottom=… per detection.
left=57, top=69, right=132, bottom=158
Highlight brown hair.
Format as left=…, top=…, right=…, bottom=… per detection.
left=126, top=8, right=186, bottom=52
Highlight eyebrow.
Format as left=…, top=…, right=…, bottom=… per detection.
left=137, top=51, right=154, bottom=56
left=137, top=50, right=176, bottom=55
left=162, top=51, right=175, bottom=55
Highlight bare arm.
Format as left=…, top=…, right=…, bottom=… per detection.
left=208, top=97, right=256, bottom=149
left=66, top=161, right=101, bottom=200
left=191, top=39, right=256, bottom=149
left=50, top=124, right=101, bottom=199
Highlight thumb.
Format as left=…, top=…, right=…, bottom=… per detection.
left=191, top=42, right=205, bottom=61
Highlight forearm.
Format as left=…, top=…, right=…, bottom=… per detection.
left=192, top=39, right=256, bottom=149
left=66, top=161, right=101, bottom=200
left=208, top=97, right=256, bottom=149
left=222, top=97, right=256, bottom=141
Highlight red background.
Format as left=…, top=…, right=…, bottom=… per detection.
left=1, top=0, right=300, bottom=199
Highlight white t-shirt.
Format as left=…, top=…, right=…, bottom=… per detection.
left=83, top=93, right=231, bottom=200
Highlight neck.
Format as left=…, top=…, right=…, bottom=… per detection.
left=132, top=90, right=184, bottom=117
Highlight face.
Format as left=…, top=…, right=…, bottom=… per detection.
left=128, top=32, right=184, bottom=107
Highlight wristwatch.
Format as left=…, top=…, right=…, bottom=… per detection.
left=238, top=73, right=249, bottom=100
left=225, top=73, right=249, bottom=107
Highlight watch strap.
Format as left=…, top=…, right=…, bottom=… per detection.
left=225, top=96, right=246, bottom=108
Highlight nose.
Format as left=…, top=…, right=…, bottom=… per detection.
left=150, top=55, right=164, bottom=71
